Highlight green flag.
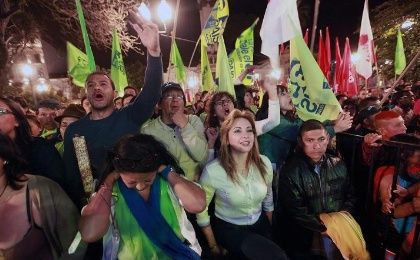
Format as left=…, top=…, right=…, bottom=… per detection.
left=75, top=0, right=96, bottom=72
left=170, top=40, right=187, bottom=84
left=202, top=0, right=229, bottom=47
left=288, top=34, right=341, bottom=122
left=201, top=35, right=216, bottom=92
left=111, top=29, right=128, bottom=96
left=67, top=42, right=90, bottom=87
left=394, top=29, right=406, bottom=75
left=216, top=36, right=235, bottom=98
left=228, top=18, right=258, bottom=86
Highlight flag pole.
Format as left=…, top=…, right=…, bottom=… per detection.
left=380, top=51, right=420, bottom=106
left=167, top=0, right=181, bottom=82
left=310, top=0, right=321, bottom=53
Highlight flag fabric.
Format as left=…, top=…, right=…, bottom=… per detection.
left=334, top=37, right=342, bottom=93
left=303, top=28, right=309, bottom=45
left=288, top=34, right=341, bottom=122
left=75, top=0, right=96, bottom=72
left=170, top=40, right=187, bottom=84
left=356, top=0, right=375, bottom=79
left=202, top=0, right=229, bottom=47
left=325, top=27, right=331, bottom=82
left=394, top=29, right=406, bottom=75
left=111, top=29, right=128, bottom=96
left=340, top=37, right=358, bottom=97
left=216, top=36, right=235, bottom=98
left=228, top=18, right=258, bottom=86
left=67, top=42, right=90, bottom=87
left=317, top=29, right=327, bottom=76
left=260, top=0, right=302, bottom=68
left=201, top=35, right=216, bottom=92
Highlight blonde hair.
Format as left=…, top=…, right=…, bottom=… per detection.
left=219, top=109, right=268, bottom=183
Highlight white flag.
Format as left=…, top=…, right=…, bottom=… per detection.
left=356, top=0, right=375, bottom=79
left=260, top=0, right=301, bottom=68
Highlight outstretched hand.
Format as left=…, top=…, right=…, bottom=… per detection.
left=333, top=112, right=353, bottom=133
left=129, top=10, right=161, bottom=57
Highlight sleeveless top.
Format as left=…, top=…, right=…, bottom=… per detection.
left=0, top=186, right=53, bottom=260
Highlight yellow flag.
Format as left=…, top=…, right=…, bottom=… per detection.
left=202, top=0, right=229, bottom=47
left=201, top=35, right=216, bottom=92
left=228, top=18, right=258, bottom=86
left=288, top=34, right=341, bottom=122
left=216, top=36, right=235, bottom=98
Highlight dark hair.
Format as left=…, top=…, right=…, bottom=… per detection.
left=160, top=82, right=186, bottom=104
left=298, top=119, right=326, bottom=141
left=100, top=134, right=183, bottom=185
left=0, top=97, right=32, bottom=158
left=37, top=99, right=60, bottom=111
left=0, top=134, right=28, bottom=190
left=124, top=86, right=138, bottom=95
left=86, top=71, right=116, bottom=90
left=113, top=97, right=123, bottom=104
left=358, top=96, right=379, bottom=111
left=11, top=96, right=28, bottom=109
left=207, top=91, right=237, bottom=128
left=256, top=85, right=295, bottom=121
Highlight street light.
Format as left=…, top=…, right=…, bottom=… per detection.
left=138, top=2, right=151, bottom=21
left=20, top=63, right=34, bottom=77
left=401, top=19, right=415, bottom=30
left=19, top=63, right=38, bottom=106
left=157, top=0, right=172, bottom=23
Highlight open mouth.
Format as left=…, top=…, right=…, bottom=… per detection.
left=94, top=93, right=104, bottom=100
left=224, top=108, right=231, bottom=115
left=241, top=141, right=251, bottom=146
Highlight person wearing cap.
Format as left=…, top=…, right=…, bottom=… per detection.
left=141, top=82, right=207, bottom=181
left=37, top=99, right=60, bottom=141
left=54, top=104, right=86, bottom=157
left=63, top=15, right=163, bottom=212
left=353, top=105, right=381, bottom=136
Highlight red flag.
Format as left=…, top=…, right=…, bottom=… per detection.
left=304, top=28, right=309, bottom=45
left=317, top=29, right=328, bottom=77
left=325, top=27, right=331, bottom=82
left=334, top=37, right=342, bottom=93
left=340, top=37, right=358, bottom=97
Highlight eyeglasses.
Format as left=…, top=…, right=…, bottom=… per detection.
left=163, top=95, right=184, bottom=101
left=0, top=108, right=12, bottom=116
left=215, top=99, right=233, bottom=106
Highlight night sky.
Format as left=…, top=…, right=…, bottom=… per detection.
left=43, top=0, right=390, bottom=76
left=156, top=0, right=391, bottom=67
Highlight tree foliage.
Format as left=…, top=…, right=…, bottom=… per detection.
left=28, top=0, right=143, bottom=54
left=371, top=0, right=420, bottom=81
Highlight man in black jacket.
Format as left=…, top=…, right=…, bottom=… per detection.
left=277, top=119, right=356, bottom=259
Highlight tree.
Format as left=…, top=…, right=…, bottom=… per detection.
left=29, top=0, right=144, bottom=54
left=0, top=0, right=39, bottom=93
left=371, top=0, right=420, bottom=82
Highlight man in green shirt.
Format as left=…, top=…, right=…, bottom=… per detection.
left=141, top=82, right=207, bottom=181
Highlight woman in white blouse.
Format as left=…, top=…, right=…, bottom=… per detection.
left=197, top=109, right=287, bottom=259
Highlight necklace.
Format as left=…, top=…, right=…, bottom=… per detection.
left=0, top=182, right=7, bottom=198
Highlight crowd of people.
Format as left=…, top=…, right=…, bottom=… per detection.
left=1, top=15, right=419, bottom=260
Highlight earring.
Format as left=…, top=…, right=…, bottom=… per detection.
left=3, top=161, right=7, bottom=165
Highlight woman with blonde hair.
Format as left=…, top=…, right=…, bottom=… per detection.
left=197, top=109, right=287, bottom=259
